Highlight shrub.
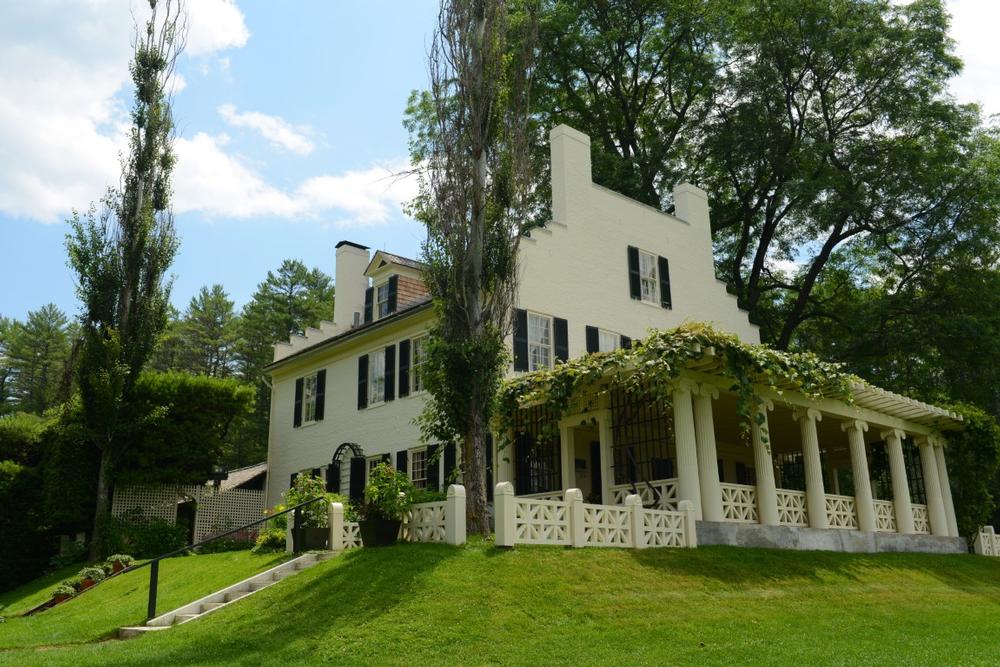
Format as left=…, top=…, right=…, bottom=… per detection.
left=0, top=412, right=48, bottom=466
left=105, top=553, right=134, bottom=567
left=0, top=460, right=53, bottom=591
left=197, top=538, right=254, bottom=554
left=251, top=527, right=286, bottom=554
left=409, top=488, right=447, bottom=504
left=282, top=474, right=347, bottom=528
left=77, top=566, right=105, bottom=583
left=96, top=511, right=188, bottom=559
left=361, top=463, right=414, bottom=521
left=52, top=583, right=77, bottom=599
left=48, top=541, right=87, bottom=570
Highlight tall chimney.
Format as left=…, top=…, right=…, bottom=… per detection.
left=549, top=124, right=592, bottom=226
left=333, top=241, right=370, bottom=334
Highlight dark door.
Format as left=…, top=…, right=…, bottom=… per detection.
left=590, top=441, right=602, bottom=503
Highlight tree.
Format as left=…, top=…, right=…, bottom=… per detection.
left=65, top=0, right=185, bottom=558
left=179, top=284, right=238, bottom=377
left=0, top=317, right=17, bottom=416
left=411, top=0, right=537, bottom=534
left=5, top=304, right=72, bottom=414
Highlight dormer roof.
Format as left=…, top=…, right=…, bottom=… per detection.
left=365, top=250, right=426, bottom=277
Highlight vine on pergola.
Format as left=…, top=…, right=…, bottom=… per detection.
left=495, top=323, right=858, bottom=449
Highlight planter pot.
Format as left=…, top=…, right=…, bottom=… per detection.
left=111, top=561, right=125, bottom=574
left=52, top=594, right=72, bottom=604
left=358, top=518, right=402, bottom=547
left=79, top=578, right=95, bottom=591
left=297, top=527, right=329, bottom=551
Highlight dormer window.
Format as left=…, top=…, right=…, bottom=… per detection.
left=364, top=275, right=399, bottom=323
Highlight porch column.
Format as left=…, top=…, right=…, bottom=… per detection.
left=794, top=408, right=827, bottom=530
left=934, top=441, right=959, bottom=537
left=752, top=401, right=779, bottom=525
left=559, top=421, right=575, bottom=495
left=842, top=420, right=876, bottom=533
left=882, top=428, right=914, bottom=534
left=672, top=381, right=702, bottom=519
left=692, top=385, right=723, bottom=521
left=596, top=412, right=615, bottom=505
left=914, top=436, right=947, bottom=537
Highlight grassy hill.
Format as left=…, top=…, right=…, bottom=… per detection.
left=2, top=541, right=999, bottom=665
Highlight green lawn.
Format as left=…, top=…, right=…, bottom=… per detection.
left=0, top=550, right=288, bottom=651
left=2, top=541, right=1000, bottom=665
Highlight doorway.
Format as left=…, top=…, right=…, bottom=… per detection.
left=571, top=424, right=602, bottom=503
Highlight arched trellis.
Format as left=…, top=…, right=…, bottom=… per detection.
left=329, top=442, right=366, bottom=501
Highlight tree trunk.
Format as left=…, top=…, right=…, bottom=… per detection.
left=465, top=406, right=491, bottom=536
left=88, top=446, right=114, bottom=560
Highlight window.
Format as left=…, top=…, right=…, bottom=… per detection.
left=302, top=373, right=318, bottom=423
left=367, top=456, right=383, bottom=482
left=377, top=283, right=390, bottom=318
left=410, top=448, right=428, bottom=489
left=527, top=312, right=553, bottom=371
left=369, top=349, right=386, bottom=405
left=411, top=336, right=428, bottom=393
left=638, top=250, right=658, bottom=304
left=598, top=329, right=620, bottom=353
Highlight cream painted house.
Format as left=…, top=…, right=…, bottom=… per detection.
left=265, top=125, right=965, bottom=554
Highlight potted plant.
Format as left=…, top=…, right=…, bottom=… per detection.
left=358, top=463, right=414, bottom=547
left=52, top=583, right=77, bottom=604
left=77, top=566, right=106, bottom=590
left=105, top=554, right=134, bottom=574
left=282, top=474, right=347, bottom=551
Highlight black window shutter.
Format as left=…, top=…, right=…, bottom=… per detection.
left=585, top=325, right=599, bottom=353
left=312, top=467, right=321, bottom=478
left=349, top=456, right=366, bottom=502
left=627, top=246, right=641, bottom=299
left=426, top=444, right=440, bottom=490
left=290, top=472, right=299, bottom=488
left=384, top=345, right=396, bottom=402
left=327, top=461, right=340, bottom=492
left=314, top=369, right=326, bottom=421
left=396, top=450, right=408, bottom=474
left=554, top=317, right=568, bottom=363
left=657, top=255, right=672, bottom=309
left=293, top=378, right=304, bottom=427
left=398, top=339, right=411, bottom=398
left=357, top=354, right=369, bottom=410
left=513, top=309, right=528, bottom=371
left=620, top=335, right=632, bottom=350
left=387, top=275, right=398, bottom=314
left=363, top=286, right=374, bottom=323
left=444, top=443, right=457, bottom=484
left=381, top=453, right=391, bottom=464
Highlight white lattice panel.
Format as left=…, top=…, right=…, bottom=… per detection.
left=721, top=483, right=758, bottom=522
left=776, top=489, right=808, bottom=527
left=343, top=521, right=361, bottom=549
left=581, top=504, right=631, bottom=547
left=976, top=528, right=999, bottom=556
left=111, top=484, right=189, bottom=523
left=112, top=483, right=265, bottom=543
left=641, top=509, right=685, bottom=548
left=405, top=501, right=447, bottom=543
left=911, top=504, right=930, bottom=534
left=514, top=498, right=570, bottom=545
left=610, top=478, right=678, bottom=510
left=873, top=500, right=896, bottom=532
left=825, top=494, right=857, bottom=529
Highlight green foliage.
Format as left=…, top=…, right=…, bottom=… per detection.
left=96, top=511, right=188, bottom=559
left=48, top=542, right=87, bottom=571
left=76, top=566, right=105, bottom=583
left=361, top=463, right=414, bottom=521
left=104, top=554, right=134, bottom=567
left=408, top=488, right=447, bottom=505
left=51, top=583, right=77, bottom=599
left=251, top=528, right=287, bottom=554
left=38, top=405, right=98, bottom=535
left=282, top=474, right=345, bottom=528
left=938, top=403, right=1000, bottom=540
left=0, top=461, right=53, bottom=592
left=1, top=304, right=73, bottom=415
left=196, top=538, right=254, bottom=554
left=0, top=412, right=49, bottom=466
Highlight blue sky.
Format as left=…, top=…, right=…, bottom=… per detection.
left=1, top=0, right=997, bottom=322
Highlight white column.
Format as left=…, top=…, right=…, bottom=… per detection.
left=494, top=482, right=516, bottom=547
left=842, top=420, right=876, bottom=533
left=672, top=381, right=702, bottom=520
left=881, top=429, right=914, bottom=534
left=794, top=408, right=827, bottom=530
left=626, top=494, right=645, bottom=549
left=917, top=436, right=948, bottom=537
left=752, top=401, right=779, bottom=526
left=445, top=484, right=467, bottom=545
left=566, top=488, right=585, bottom=548
left=559, top=422, right=575, bottom=494
left=693, top=385, right=723, bottom=522
left=597, top=412, right=615, bottom=504
left=934, top=442, right=959, bottom=537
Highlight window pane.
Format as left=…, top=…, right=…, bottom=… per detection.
left=639, top=251, right=658, bottom=303
left=412, top=337, right=426, bottom=392
left=527, top=313, right=552, bottom=370
left=303, top=374, right=317, bottom=422
left=377, top=284, right=390, bottom=318
left=369, top=351, right=385, bottom=404
left=598, top=330, right=619, bottom=353
left=411, top=449, right=427, bottom=489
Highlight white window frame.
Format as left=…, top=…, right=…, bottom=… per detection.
left=638, top=250, right=659, bottom=304
left=302, top=372, right=318, bottom=425
left=527, top=311, right=553, bottom=371
left=368, top=348, right=386, bottom=407
left=409, top=447, right=429, bottom=489
left=598, top=329, right=620, bottom=353
left=376, top=282, right=391, bottom=319
left=411, top=335, right=428, bottom=394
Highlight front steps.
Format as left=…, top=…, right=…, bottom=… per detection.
left=118, top=551, right=336, bottom=639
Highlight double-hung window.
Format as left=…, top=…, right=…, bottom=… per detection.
left=410, top=448, right=428, bottom=489
left=369, top=349, right=386, bottom=405
left=638, top=250, right=658, bottom=304
left=598, top=329, right=620, bottom=353
left=411, top=336, right=427, bottom=393
left=376, top=283, right=391, bottom=319
left=302, top=373, right=318, bottom=423
left=527, top=312, right=553, bottom=371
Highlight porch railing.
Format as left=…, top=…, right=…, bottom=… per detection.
left=974, top=526, right=999, bottom=556
left=610, top=478, right=678, bottom=511
left=911, top=504, right=930, bottom=534
left=776, top=489, right=808, bottom=526
left=873, top=499, right=896, bottom=532
left=825, top=494, right=857, bottom=529
left=720, top=483, right=757, bottom=522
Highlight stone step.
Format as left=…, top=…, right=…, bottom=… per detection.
left=248, top=580, right=272, bottom=592
left=173, top=614, right=200, bottom=625
left=224, top=589, right=251, bottom=603
left=199, top=602, right=226, bottom=613
left=119, top=626, right=171, bottom=639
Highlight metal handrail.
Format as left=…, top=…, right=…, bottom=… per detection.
left=126, top=495, right=328, bottom=620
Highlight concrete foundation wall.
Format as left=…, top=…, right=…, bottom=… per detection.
left=697, top=521, right=967, bottom=555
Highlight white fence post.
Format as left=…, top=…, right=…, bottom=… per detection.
left=678, top=499, right=698, bottom=548
left=626, top=494, right=645, bottom=549
left=329, top=502, right=345, bottom=551
left=566, top=488, right=585, bottom=548
left=974, top=525, right=995, bottom=556
left=495, top=482, right=515, bottom=547
left=446, top=484, right=467, bottom=545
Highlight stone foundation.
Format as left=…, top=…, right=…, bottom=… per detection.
left=696, top=521, right=967, bottom=554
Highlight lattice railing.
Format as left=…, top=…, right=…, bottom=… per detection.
left=581, top=504, right=631, bottom=547
left=720, top=483, right=758, bottom=523
left=641, top=508, right=686, bottom=547
left=776, top=489, right=808, bottom=527
left=520, top=491, right=564, bottom=502
left=873, top=500, right=896, bottom=532
left=610, top=478, right=678, bottom=510
left=912, top=504, right=930, bottom=534
left=825, top=494, right=857, bottom=529
left=343, top=521, right=361, bottom=549
left=404, top=501, right=447, bottom=543
left=975, top=526, right=999, bottom=556
left=514, top=497, right=571, bottom=545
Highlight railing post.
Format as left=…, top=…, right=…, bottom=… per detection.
left=329, top=501, right=345, bottom=551
left=678, top=499, right=698, bottom=549
left=292, top=506, right=302, bottom=554
left=566, top=488, right=585, bottom=548
left=284, top=510, right=294, bottom=554
left=146, top=559, right=159, bottom=621
left=626, top=494, right=645, bottom=549
left=445, top=484, right=467, bottom=545
left=495, top=482, right=515, bottom=547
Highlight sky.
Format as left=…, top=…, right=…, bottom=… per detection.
left=1, top=0, right=998, bottom=322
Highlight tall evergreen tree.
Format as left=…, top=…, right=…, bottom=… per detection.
left=5, top=304, right=72, bottom=415
left=0, top=317, right=15, bottom=416
left=181, top=284, right=237, bottom=377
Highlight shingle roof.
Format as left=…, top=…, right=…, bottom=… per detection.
left=210, top=462, right=267, bottom=492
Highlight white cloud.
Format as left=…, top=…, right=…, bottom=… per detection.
left=218, top=104, right=315, bottom=155
left=947, top=0, right=1000, bottom=119
left=184, top=0, right=250, bottom=57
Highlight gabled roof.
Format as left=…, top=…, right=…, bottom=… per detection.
left=365, top=250, right=427, bottom=275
